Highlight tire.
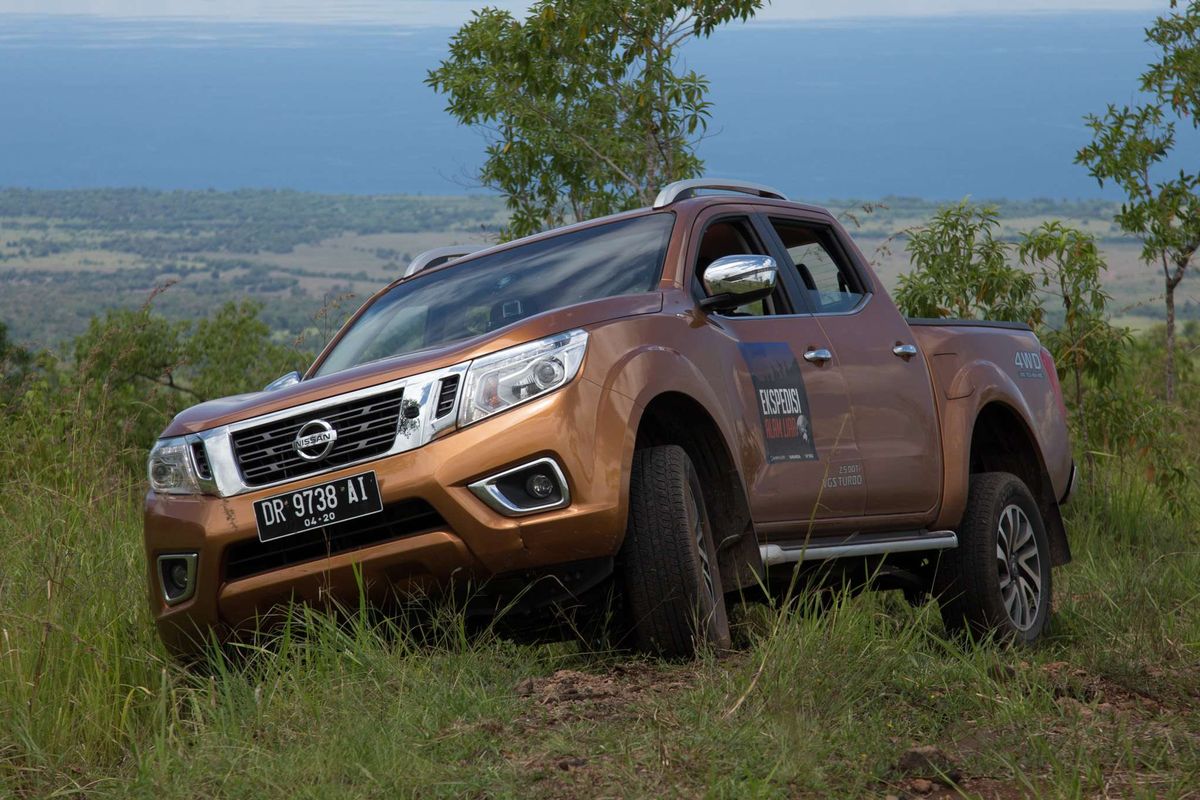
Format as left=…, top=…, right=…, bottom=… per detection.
left=937, top=472, right=1053, bottom=644
left=620, top=445, right=731, bottom=658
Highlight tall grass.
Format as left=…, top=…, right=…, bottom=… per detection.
left=1, top=384, right=1197, bottom=797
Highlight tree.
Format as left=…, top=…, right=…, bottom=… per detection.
left=1076, top=0, right=1200, bottom=402
left=72, top=305, right=190, bottom=449
left=186, top=299, right=300, bottom=400
left=895, top=201, right=1043, bottom=327
left=427, top=0, right=762, bottom=240
left=1018, top=221, right=1128, bottom=454
left=70, top=300, right=305, bottom=450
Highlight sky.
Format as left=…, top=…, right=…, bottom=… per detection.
left=0, top=0, right=1167, bottom=25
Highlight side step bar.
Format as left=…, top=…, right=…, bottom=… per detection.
left=760, top=530, right=958, bottom=566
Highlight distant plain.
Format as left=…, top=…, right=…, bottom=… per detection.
left=1, top=191, right=1189, bottom=352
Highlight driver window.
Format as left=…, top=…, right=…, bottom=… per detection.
left=768, top=218, right=866, bottom=314
left=695, top=217, right=774, bottom=316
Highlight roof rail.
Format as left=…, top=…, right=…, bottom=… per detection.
left=652, top=178, right=788, bottom=208
left=402, top=245, right=480, bottom=278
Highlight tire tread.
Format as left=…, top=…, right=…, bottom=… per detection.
left=621, top=445, right=727, bottom=657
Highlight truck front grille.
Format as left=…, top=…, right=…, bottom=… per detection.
left=230, top=389, right=404, bottom=487
left=223, top=499, right=446, bottom=581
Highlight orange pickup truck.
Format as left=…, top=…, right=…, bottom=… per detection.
left=144, top=179, right=1076, bottom=658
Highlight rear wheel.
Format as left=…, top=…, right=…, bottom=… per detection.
left=620, top=445, right=731, bottom=658
left=938, top=472, right=1052, bottom=644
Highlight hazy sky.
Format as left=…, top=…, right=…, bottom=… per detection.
left=0, top=0, right=1167, bottom=25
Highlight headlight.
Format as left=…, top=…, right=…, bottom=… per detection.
left=147, top=437, right=202, bottom=495
left=459, top=329, right=588, bottom=426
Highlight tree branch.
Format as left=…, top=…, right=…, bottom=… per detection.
left=137, top=372, right=203, bottom=401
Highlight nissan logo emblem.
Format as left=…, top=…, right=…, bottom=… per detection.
left=293, top=419, right=337, bottom=461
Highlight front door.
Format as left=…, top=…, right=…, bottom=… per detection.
left=689, top=209, right=865, bottom=524
left=761, top=213, right=943, bottom=518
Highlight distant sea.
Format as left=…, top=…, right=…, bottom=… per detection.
left=0, top=11, right=1191, bottom=200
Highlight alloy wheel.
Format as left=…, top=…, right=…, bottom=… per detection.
left=996, top=503, right=1042, bottom=631
left=687, top=490, right=717, bottom=608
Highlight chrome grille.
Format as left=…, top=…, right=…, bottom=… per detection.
left=230, top=388, right=404, bottom=487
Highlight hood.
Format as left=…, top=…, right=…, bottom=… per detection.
left=160, top=292, right=662, bottom=437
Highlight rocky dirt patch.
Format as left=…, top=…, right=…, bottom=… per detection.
left=512, top=663, right=693, bottom=728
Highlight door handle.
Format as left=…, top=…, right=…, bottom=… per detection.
left=892, top=343, right=919, bottom=358
left=804, top=348, right=833, bottom=364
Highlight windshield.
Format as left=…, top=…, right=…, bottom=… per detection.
left=314, top=213, right=675, bottom=377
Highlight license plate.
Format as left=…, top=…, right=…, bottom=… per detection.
left=253, top=471, right=383, bottom=543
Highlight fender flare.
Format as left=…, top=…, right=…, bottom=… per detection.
left=593, top=344, right=763, bottom=588
left=935, top=359, right=1043, bottom=527
left=934, top=360, right=1071, bottom=565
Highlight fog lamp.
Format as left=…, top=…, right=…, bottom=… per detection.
left=157, top=553, right=198, bottom=606
left=526, top=473, right=555, bottom=499
left=468, top=457, right=570, bottom=516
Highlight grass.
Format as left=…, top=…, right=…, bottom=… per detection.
left=1, top=402, right=1198, bottom=798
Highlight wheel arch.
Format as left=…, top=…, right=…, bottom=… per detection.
left=963, top=401, right=1071, bottom=566
left=632, top=391, right=762, bottom=591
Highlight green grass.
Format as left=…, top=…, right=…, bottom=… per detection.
left=1, top=403, right=1198, bottom=798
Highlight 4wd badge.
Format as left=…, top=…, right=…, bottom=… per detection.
left=1014, top=350, right=1046, bottom=379
left=740, top=342, right=818, bottom=463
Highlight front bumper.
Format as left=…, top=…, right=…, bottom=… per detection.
left=143, top=376, right=636, bottom=655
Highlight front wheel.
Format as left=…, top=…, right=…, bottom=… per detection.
left=619, top=445, right=731, bottom=658
left=937, top=472, right=1053, bottom=644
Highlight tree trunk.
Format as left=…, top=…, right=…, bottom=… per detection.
left=1164, top=276, right=1176, bottom=404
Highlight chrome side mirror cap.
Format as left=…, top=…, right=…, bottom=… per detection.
left=700, top=254, right=778, bottom=312
left=263, top=371, right=301, bottom=392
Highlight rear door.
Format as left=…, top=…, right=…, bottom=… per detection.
left=761, top=213, right=942, bottom=518
left=688, top=207, right=865, bottom=522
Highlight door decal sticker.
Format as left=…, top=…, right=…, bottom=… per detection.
left=739, top=342, right=818, bottom=463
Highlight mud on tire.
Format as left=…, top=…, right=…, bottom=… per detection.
left=619, top=444, right=731, bottom=658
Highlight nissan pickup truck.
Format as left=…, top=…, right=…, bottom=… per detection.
left=144, top=178, right=1076, bottom=659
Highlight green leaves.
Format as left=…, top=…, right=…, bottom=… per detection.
left=427, top=0, right=763, bottom=240
left=1143, top=2, right=1200, bottom=124
left=187, top=301, right=300, bottom=401
left=67, top=300, right=305, bottom=452
left=895, top=200, right=1043, bottom=328
left=1018, top=222, right=1129, bottom=428
left=1075, top=1, right=1200, bottom=401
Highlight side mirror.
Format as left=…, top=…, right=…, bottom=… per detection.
left=263, top=371, right=301, bottom=392
left=700, top=254, right=778, bottom=312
